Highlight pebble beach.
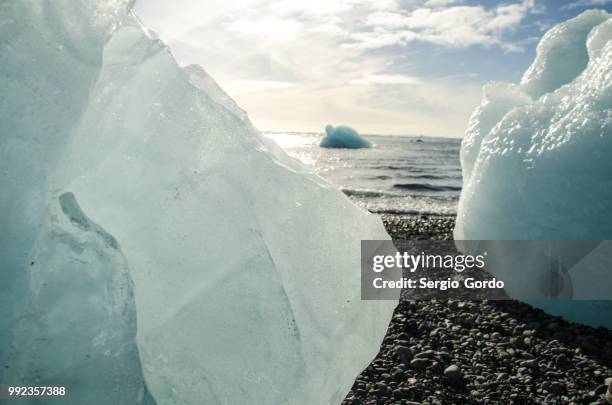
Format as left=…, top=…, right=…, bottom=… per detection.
left=343, top=216, right=612, bottom=405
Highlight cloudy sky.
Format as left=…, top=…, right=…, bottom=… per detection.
left=134, top=0, right=612, bottom=137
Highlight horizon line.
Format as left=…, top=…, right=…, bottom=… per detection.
left=260, top=130, right=463, bottom=139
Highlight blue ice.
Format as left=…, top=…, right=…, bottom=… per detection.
left=320, top=125, right=372, bottom=149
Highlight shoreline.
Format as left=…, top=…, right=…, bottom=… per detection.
left=344, top=215, right=612, bottom=404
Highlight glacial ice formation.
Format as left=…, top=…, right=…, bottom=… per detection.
left=455, top=10, right=612, bottom=328
left=1, top=1, right=397, bottom=404
left=320, top=125, right=372, bottom=148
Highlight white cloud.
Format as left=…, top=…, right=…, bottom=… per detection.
left=344, top=30, right=418, bottom=49
left=223, top=15, right=301, bottom=41
left=563, top=0, right=612, bottom=9
left=267, top=0, right=399, bottom=17
left=424, top=0, right=458, bottom=7
left=349, top=74, right=421, bottom=85
left=268, top=0, right=354, bottom=17
left=487, top=0, right=536, bottom=31
left=230, top=76, right=482, bottom=136
left=134, top=0, right=539, bottom=136
left=349, top=0, right=536, bottom=51
left=223, top=80, right=295, bottom=94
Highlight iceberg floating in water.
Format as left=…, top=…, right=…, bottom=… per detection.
left=320, top=125, right=372, bottom=149
left=1, top=1, right=397, bottom=403
left=455, top=10, right=612, bottom=328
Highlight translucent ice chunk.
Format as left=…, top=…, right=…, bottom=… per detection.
left=6, top=193, right=154, bottom=404
left=184, top=64, right=251, bottom=124
left=1, top=1, right=397, bottom=403
left=0, top=0, right=133, bottom=381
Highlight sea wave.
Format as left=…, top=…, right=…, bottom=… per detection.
left=371, top=165, right=425, bottom=172
left=393, top=183, right=462, bottom=192
left=341, top=188, right=398, bottom=198
left=397, top=174, right=461, bottom=180
left=367, top=208, right=456, bottom=217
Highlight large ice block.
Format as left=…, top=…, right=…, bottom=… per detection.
left=0, top=0, right=134, bottom=382
left=455, top=10, right=612, bottom=328
left=2, top=0, right=397, bottom=403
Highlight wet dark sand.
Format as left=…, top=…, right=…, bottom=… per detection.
left=343, top=216, right=612, bottom=405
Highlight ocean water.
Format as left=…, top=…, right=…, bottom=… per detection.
left=265, top=132, right=462, bottom=217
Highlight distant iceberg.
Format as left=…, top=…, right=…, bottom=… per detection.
left=455, top=10, right=612, bottom=328
left=320, top=125, right=372, bottom=148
